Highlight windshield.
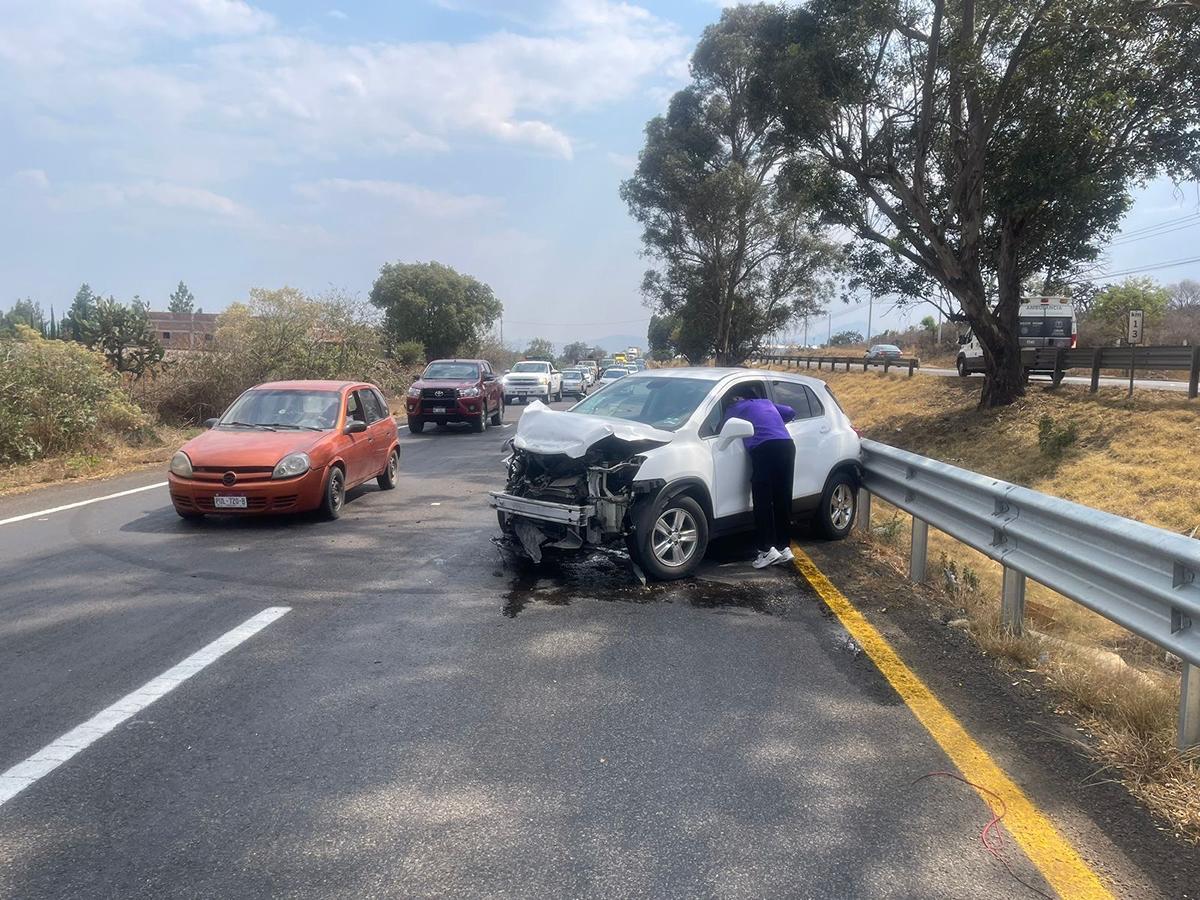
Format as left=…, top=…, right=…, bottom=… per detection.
left=423, top=362, right=479, bottom=380
left=571, top=376, right=711, bottom=431
left=511, top=361, right=549, bottom=373
left=220, top=389, right=340, bottom=430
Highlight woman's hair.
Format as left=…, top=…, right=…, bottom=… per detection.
left=728, top=384, right=759, bottom=402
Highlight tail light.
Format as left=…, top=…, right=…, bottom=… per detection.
left=1070, top=333, right=1077, bottom=349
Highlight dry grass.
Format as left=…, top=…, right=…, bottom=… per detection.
left=774, top=365, right=1200, bottom=840
left=0, top=424, right=201, bottom=498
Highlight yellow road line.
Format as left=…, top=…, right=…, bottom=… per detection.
left=791, top=544, right=1111, bottom=900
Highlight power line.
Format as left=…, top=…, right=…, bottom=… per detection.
left=1084, top=253, right=1200, bottom=280
left=1111, top=216, right=1200, bottom=245
left=1114, top=211, right=1200, bottom=239
left=503, top=316, right=651, bottom=327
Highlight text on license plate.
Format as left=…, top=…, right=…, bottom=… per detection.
left=214, top=495, right=248, bottom=509
left=431, top=407, right=447, bottom=415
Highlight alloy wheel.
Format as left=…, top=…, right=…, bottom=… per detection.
left=330, top=469, right=345, bottom=513
left=651, top=507, right=700, bottom=568
left=830, top=483, right=854, bottom=530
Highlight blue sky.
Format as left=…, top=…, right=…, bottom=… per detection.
left=2, top=0, right=1198, bottom=349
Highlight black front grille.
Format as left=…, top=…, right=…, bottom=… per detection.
left=421, top=387, right=459, bottom=400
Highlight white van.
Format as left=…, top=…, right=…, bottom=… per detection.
left=957, top=296, right=1077, bottom=376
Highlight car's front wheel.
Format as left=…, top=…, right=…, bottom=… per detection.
left=956, top=356, right=967, bottom=377
left=320, top=465, right=346, bottom=520
left=377, top=448, right=399, bottom=490
left=490, top=401, right=504, bottom=426
left=817, top=471, right=857, bottom=539
left=630, top=493, right=709, bottom=581
left=472, top=404, right=488, bottom=432
left=408, top=417, right=425, bottom=434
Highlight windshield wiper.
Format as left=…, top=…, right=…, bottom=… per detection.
left=259, top=422, right=322, bottom=431
left=222, top=420, right=275, bottom=430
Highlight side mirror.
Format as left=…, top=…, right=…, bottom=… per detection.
left=344, top=420, right=368, bottom=435
left=503, top=369, right=510, bottom=375
left=958, top=334, right=969, bottom=345
left=203, top=417, right=219, bottom=429
left=483, top=373, right=496, bottom=382
left=716, top=417, right=755, bottom=451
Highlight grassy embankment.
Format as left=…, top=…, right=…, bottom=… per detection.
left=770, top=364, right=1200, bottom=840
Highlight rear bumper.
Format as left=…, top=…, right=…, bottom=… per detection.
left=168, top=468, right=326, bottom=515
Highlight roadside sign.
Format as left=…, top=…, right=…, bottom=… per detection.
left=1127, top=308, right=1144, bottom=345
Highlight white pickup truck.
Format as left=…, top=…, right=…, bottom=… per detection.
left=502, top=360, right=563, bottom=404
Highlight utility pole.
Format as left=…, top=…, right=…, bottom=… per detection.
left=827, top=311, right=832, bottom=345
left=866, top=296, right=874, bottom=342
left=803, top=315, right=809, bottom=348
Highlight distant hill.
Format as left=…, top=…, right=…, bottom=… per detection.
left=504, top=331, right=648, bottom=355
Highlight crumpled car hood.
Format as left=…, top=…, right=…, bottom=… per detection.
left=512, top=401, right=672, bottom=458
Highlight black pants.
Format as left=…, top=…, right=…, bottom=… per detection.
left=749, top=438, right=796, bottom=552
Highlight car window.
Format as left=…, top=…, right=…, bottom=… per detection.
left=804, top=385, right=825, bottom=417
left=771, top=380, right=813, bottom=419
left=700, top=380, right=768, bottom=437
left=360, top=389, right=385, bottom=423
left=372, top=389, right=391, bottom=419
left=571, top=376, right=711, bottom=431
left=346, top=391, right=367, bottom=424
left=424, top=362, right=480, bottom=380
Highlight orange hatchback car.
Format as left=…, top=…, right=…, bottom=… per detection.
left=168, top=380, right=400, bottom=520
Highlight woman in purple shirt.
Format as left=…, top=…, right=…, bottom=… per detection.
left=724, top=386, right=796, bottom=568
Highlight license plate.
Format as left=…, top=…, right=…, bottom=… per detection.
left=432, top=407, right=447, bottom=415
left=213, top=495, right=248, bottom=509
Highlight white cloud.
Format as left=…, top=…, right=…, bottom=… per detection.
left=11, top=168, right=50, bottom=189
left=0, top=0, right=687, bottom=178
left=294, top=178, right=499, bottom=218
left=327, top=9, right=348, bottom=20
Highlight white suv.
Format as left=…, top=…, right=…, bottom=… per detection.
left=490, top=368, right=862, bottom=580
left=502, top=360, right=562, bottom=404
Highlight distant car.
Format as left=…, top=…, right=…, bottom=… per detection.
left=168, top=380, right=400, bottom=521
left=502, top=360, right=563, bottom=404
left=597, top=367, right=628, bottom=386
left=623, top=364, right=640, bottom=374
left=633, top=359, right=648, bottom=371
left=405, top=358, right=504, bottom=434
left=561, top=368, right=588, bottom=399
left=865, top=344, right=903, bottom=361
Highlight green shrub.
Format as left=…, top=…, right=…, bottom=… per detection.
left=0, top=327, right=148, bottom=464
left=1037, top=414, right=1078, bottom=457
left=391, top=339, right=426, bottom=366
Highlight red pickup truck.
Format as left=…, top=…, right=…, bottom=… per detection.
left=404, top=359, right=504, bottom=434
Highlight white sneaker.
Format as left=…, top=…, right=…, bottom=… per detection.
left=752, top=548, right=782, bottom=569
left=773, top=547, right=795, bottom=565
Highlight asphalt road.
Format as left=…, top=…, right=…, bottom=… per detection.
left=922, top=366, right=1193, bottom=393
left=0, top=401, right=1169, bottom=898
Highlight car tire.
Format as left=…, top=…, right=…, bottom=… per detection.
left=629, top=492, right=709, bottom=581
left=320, top=465, right=346, bottom=520
left=490, top=402, right=503, bottom=426
left=956, top=356, right=967, bottom=377
left=472, top=406, right=487, bottom=433
left=817, top=471, right=857, bottom=540
left=555, top=386, right=562, bottom=402
left=408, top=417, right=425, bottom=434
left=376, top=448, right=399, bottom=490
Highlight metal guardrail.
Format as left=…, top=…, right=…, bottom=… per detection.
left=753, top=354, right=920, bottom=376
left=856, top=438, right=1200, bottom=748
left=1021, top=345, right=1200, bottom=397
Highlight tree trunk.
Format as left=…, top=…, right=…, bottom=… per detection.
left=977, top=217, right=1028, bottom=408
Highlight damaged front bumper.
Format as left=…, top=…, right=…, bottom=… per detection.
left=489, top=492, right=594, bottom=527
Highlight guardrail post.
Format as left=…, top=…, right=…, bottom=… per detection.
left=857, top=489, right=871, bottom=533
left=908, top=359, right=916, bottom=377
left=909, top=517, right=928, bottom=582
left=1091, top=349, right=1102, bottom=393
left=1001, top=567, right=1026, bottom=635
left=1052, top=349, right=1065, bottom=387
left=883, top=359, right=891, bottom=374
left=1189, top=346, right=1199, bottom=400
left=1180, top=662, right=1200, bottom=749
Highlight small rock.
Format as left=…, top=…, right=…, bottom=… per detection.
left=947, top=617, right=969, bottom=629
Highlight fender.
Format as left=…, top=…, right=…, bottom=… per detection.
left=632, top=476, right=714, bottom=524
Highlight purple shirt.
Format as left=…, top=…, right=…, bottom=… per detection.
left=724, top=398, right=795, bottom=450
